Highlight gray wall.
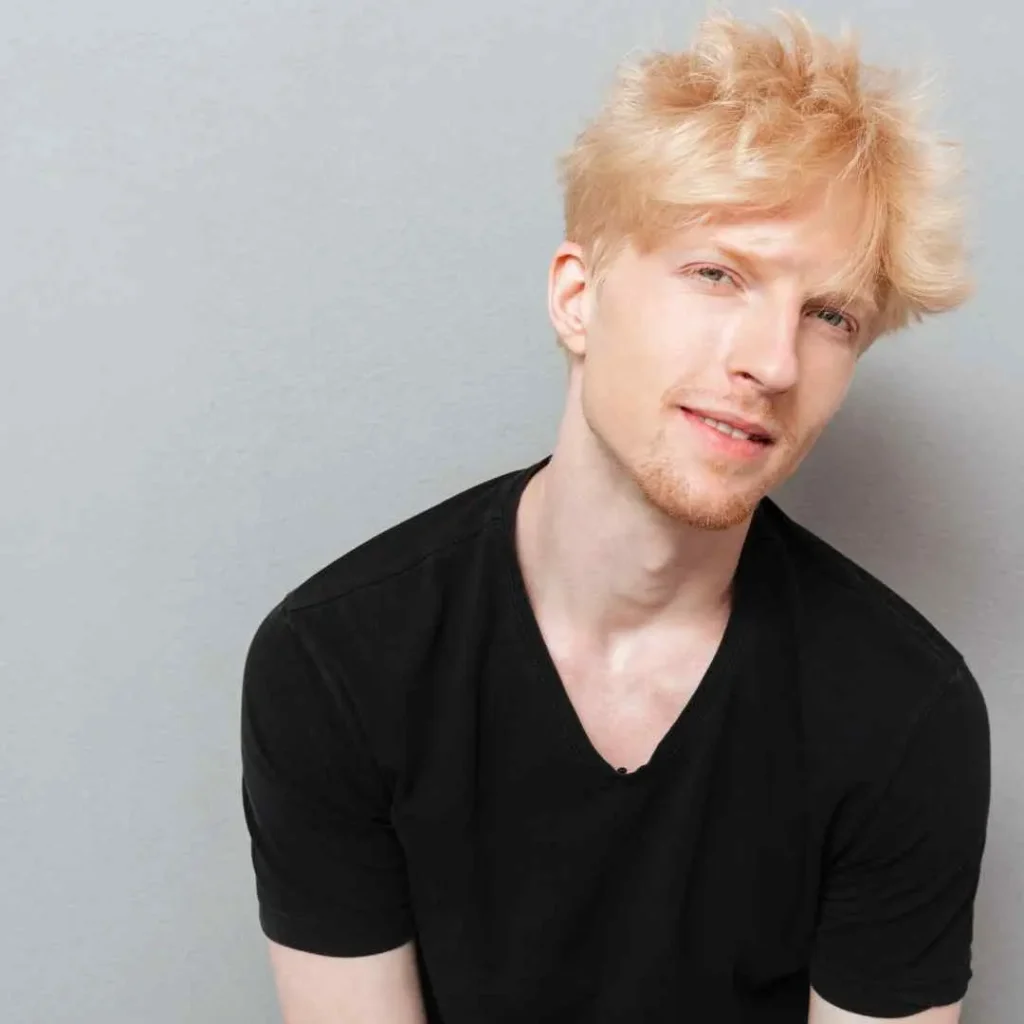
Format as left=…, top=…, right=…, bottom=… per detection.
left=1, top=1, right=1018, bottom=1021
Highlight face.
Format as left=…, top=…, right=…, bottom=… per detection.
left=549, top=184, right=876, bottom=530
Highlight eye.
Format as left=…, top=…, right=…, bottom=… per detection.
left=686, top=265, right=738, bottom=287
left=811, top=307, right=856, bottom=334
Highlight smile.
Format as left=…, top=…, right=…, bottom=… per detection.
left=678, top=407, right=775, bottom=459
left=694, top=414, right=763, bottom=442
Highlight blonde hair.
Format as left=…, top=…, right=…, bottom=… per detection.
left=558, top=12, right=971, bottom=335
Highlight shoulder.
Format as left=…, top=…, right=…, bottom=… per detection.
left=245, top=460, right=535, bottom=766
left=285, top=464, right=525, bottom=614
left=756, top=499, right=985, bottom=780
left=760, top=496, right=965, bottom=676
left=275, top=460, right=532, bottom=654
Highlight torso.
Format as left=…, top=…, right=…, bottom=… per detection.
left=267, top=458, right=974, bottom=1024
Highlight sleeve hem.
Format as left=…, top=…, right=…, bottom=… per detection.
left=258, top=903, right=414, bottom=958
left=810, top=964, right=970, bottom=1018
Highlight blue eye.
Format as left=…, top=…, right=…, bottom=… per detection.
left=813, top=308, right=854, bottom=332
left=691, top=266, right=735, bottom=286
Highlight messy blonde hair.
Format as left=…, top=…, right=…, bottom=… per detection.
left=558, top=12, right=971, bottom=335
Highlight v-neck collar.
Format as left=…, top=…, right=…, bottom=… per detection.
left=497, top=455, right=769, bottom=782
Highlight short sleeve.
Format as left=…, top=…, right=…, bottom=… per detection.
left=810, top=663, right=990, bottom=1017
left=240, top=600, right=414, bottom=956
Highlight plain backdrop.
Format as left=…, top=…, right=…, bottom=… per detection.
left=1, top=1, right=1020, bottom=1021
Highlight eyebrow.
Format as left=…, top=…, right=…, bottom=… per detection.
left=710, top=242, right=879, bottom=317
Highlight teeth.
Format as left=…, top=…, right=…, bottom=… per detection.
left=698, top=415, right=754, bottom=441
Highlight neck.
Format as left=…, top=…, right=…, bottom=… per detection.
left=516, top=405, right=754, bottom=651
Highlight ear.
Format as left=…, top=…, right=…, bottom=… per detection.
left=547, top=242, right=593, bottom=359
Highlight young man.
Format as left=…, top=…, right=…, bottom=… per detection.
left=241, top=13, right=990, bottom=1023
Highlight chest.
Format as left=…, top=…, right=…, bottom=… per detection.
left=550, top=630, right=726, bottom=772
left=393, top=608, right=821, bottom=1020
left=396, top=699, right=819, bottom=1023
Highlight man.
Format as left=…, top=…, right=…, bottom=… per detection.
left=241, top=12, right=990, bottom=1023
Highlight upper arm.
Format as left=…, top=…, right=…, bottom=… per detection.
left=809, top=988, right=960, bottom=1023
left=268, top=939, right=427, bottom=1024
left=241, top=600, right=414, bottom=954
left=810, top=664, right=990, bottom=1018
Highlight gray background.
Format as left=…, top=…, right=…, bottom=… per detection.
left=1, top=0, right=1019, bottom=1021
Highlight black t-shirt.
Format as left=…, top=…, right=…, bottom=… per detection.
left=241, top=457, right=990, bottom=1022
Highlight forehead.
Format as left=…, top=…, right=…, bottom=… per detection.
left=643, top=178, right=868, bottom=299
left=602, top=180, right=884, bottom=315
left=675, top=183, right=865, bottom=265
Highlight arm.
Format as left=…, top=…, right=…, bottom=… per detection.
left=809, top=988, right=960, bottom=1024
left=268, top=940, right=427, bottom=1024
left=241, top=602, right=423, bottom=1021
left=809, top=664, right=989, bottom=1020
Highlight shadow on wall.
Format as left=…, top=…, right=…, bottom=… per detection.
left=775, top=363, right=988, bottom=650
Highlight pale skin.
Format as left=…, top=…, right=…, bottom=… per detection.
left=267, top=185, right=961, bottom=1023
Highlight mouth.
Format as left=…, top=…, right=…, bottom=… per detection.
left=680, top=406, right=775, bottom=443
left=678, top=407, right=777, bottom=456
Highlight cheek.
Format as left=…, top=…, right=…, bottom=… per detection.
left=582, top=284, right=726, bottom=417
left=578, top=318, right=672, bottom=447
left=791, top=348, right=857, bottom=432
left=586, top=295, right=669, bottom=387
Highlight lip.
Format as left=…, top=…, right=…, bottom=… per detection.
left=678, top=407, right=775, bottom=460
left=679, top=406, right=776, bottom=442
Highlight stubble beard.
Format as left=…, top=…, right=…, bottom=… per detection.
left=575, top=377, right=816, bottom=531
left=631, top=428, right=806, bottom=531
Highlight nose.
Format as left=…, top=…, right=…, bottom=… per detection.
left=725, top=297, right=801, bottom=394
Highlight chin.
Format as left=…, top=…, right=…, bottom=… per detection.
left=632, top=459, right=774, bottom=531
